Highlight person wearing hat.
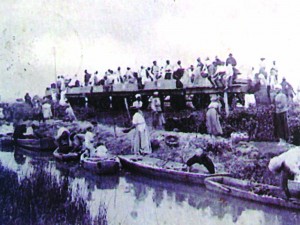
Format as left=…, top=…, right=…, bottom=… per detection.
left=123, top=105, right=151, bottom=155
left=273, top=84, right=289, bottom=145
left=132, top=94, right=143, bottom=110
left=151, top=91, right=165, bottom=130
left=206, top=95, right=223, bottom=138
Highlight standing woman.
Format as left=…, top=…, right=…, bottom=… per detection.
left=123, top=106, right=151, bottom=155
left=206, top=95, right=223, bottom=137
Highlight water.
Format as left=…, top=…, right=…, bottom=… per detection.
left=0, top=146, right=299, bottom=225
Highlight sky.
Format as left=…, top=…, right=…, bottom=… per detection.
left=1, top=0, right=300, bottom=101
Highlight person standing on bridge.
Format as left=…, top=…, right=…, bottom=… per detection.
left=164, top=60, right=173, bottom=80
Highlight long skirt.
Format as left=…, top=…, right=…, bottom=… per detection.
left=274, top=112, right=289, bottom=141
left=133, top=127, right=152, bottom=155
left=206, top=108, right=223, bottom=136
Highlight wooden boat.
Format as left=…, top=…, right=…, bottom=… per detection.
left=204, top=176, right=300, bottom=210
left=53, top=148, right=81, bottom=161
left=118, top=154, right=229, bottom=185
left=15, top=137, right=57, bottom=151
left=80, top=151, right=120, bottom=175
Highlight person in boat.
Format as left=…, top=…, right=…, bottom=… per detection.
left=13, top=124, right=27, bottom=141
left=84, top=124, right=96, bottom=156
left=55, top=127, right=72, bottom=154
left=273, top=84, right=289, bottom=145
left=164, top=60, right=173, bottom=80
left=70, top=132, right=85, bottom=153
left=186, top=149, right=215, bottom=174
left=268, top=147, right=300, bottom=199
left=151, top=91, right=165, bottom=130
left=206, top=95, right=223, bottom=137
left=123, top=106, right=152, bottom=155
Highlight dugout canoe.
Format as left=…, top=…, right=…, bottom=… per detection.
left=53, top=148, right=81, bottom=161
left=118, top=154, right=229, bottom=185
left=204, top=176, right=300, bottom=210
left=15, top=137, right=57, bottom=151
left=80, top=151, right=120, bottom=175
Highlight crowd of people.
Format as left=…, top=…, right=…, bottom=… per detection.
left=53, top=54, right=245, bottom=92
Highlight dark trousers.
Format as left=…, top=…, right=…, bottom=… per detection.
left=274, top=112, right=289, bottom=141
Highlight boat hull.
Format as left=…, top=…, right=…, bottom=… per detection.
left=81, top=152, right=119, bottom=175
left=119, top=155, right=229, bottom=185
left=53, top=148, right=81, bottom=161
left=16, top=138, right=57, bottom=151
left=204, top=176, right=300, bottom=210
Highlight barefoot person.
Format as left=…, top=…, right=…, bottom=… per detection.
left=123, top=106, right=151, bottom=155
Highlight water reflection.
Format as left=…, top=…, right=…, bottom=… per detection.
left=0, top=147, right=299, bottom=225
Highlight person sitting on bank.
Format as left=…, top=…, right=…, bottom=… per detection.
left=268, top=147, right=300, bottom=199
left=123, top=106, right=152, bottom=155
left=56, top=127, right=72, bottom=154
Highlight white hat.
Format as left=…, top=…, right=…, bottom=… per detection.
left=153, top=91, right=159, bottom=96
left=135, top=94, right=141, bottom=98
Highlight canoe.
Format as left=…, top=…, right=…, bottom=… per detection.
left=204, top=176, right=300, bottom=210
left=80, top=151, right=120, bottom=175
left=118, top=154, right=229, bottom=185
left=53, top=148, right=81, bottom=161
left=15, top=138, right=57, bottom=151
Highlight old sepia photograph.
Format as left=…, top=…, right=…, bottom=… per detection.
left=0, top=0, right=300, bottom=224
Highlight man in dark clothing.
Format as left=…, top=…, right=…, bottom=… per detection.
left=226, top=53, right=237, bottom=67
left=84, top=69, right=92, bottom=86
left=24, top=93, right=32, bottom=107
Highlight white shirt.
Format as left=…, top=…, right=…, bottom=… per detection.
left=84, top=131, right=94, bottom=150
left=42, top=103, right=52, bottom=119
left=133, top=100, right=143, bottom=109
left=132, top=112, right=146, bottom=132
left=269, top=147, right=300, bottom=176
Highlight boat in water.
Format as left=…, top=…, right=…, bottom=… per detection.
left=204, top=176, right=300, bottom=210
left=118, top=154, right=229, bottom=185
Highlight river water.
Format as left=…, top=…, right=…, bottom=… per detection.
left=0, top=145, right=299, bottom=225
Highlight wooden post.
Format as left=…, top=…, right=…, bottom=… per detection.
left=224, top=92, right=229, bottom=117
